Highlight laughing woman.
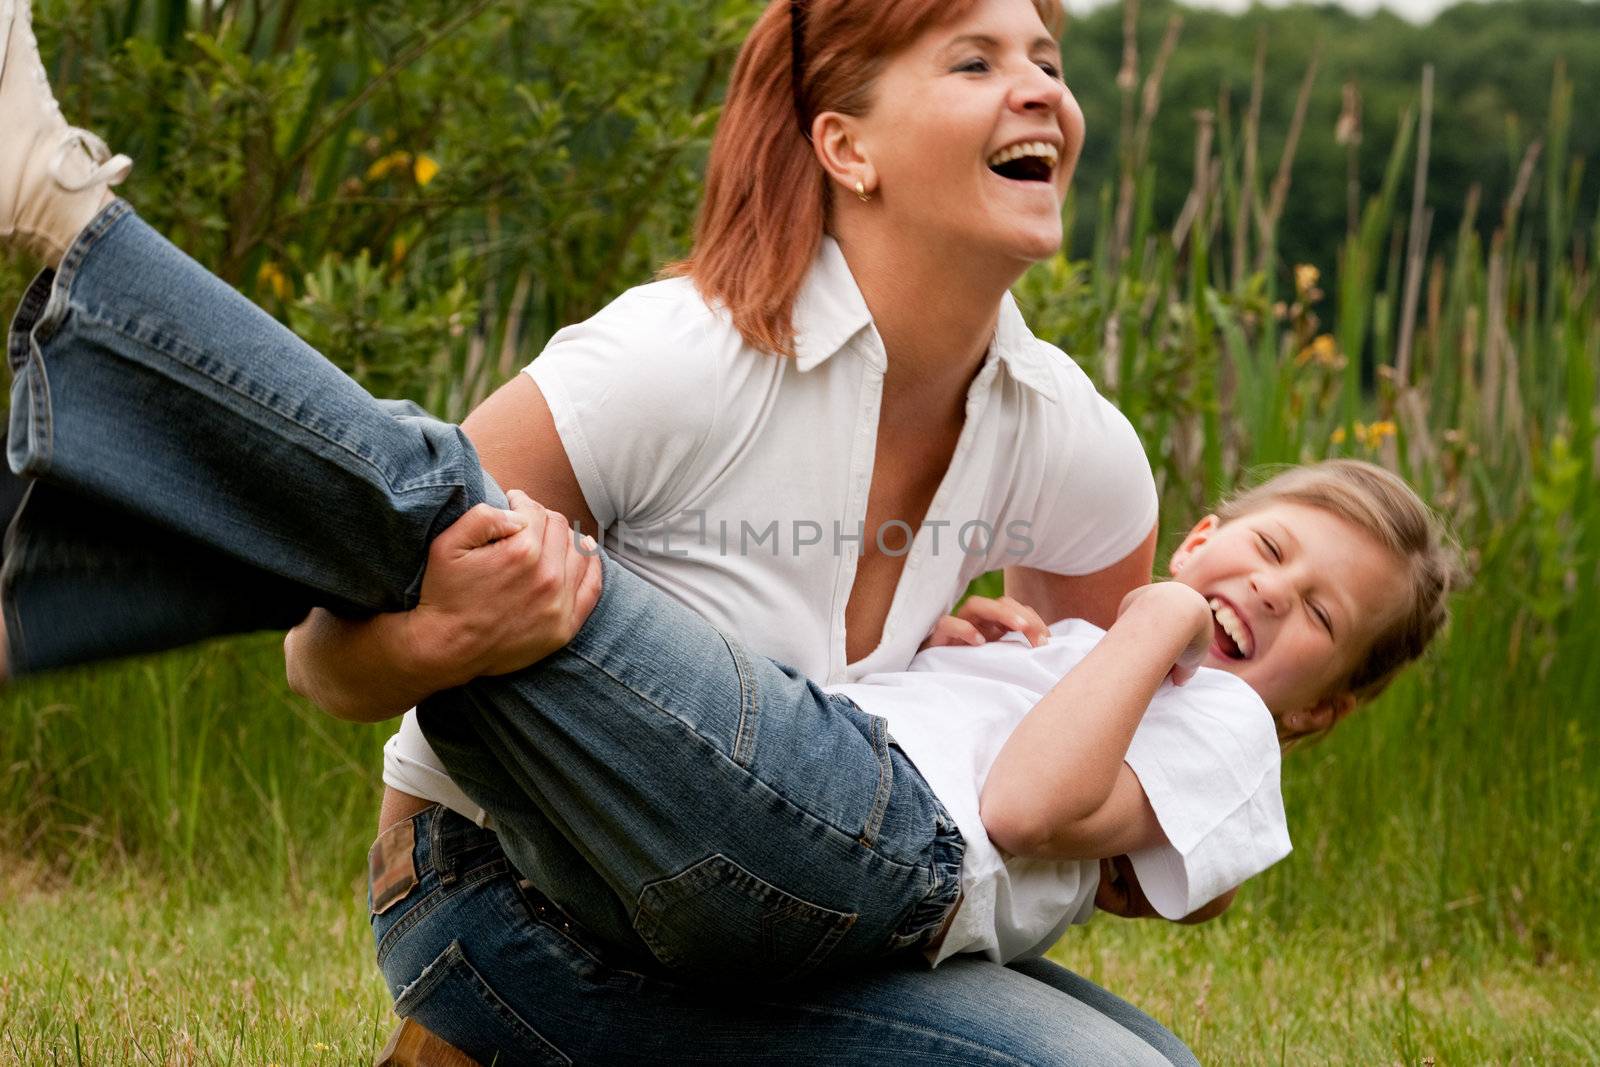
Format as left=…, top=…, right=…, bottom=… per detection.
left=2, top=0, right=1199, bottom=1062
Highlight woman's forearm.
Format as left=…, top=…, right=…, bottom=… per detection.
left=284, top=609, right=446, bottom=722
left=979, top=583, right=1209, bottom=856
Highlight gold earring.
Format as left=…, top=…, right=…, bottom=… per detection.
left=855, top=179, right=872, bottom=203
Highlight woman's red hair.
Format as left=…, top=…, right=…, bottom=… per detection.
left=667, top=0, right=1065, bottom=358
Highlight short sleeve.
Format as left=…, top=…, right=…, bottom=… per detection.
left=1020, top=359, right=1158, bottom=576
left=524, top=282, right=721, bottom=530
left=1122, top=672, right=1292, bottom=920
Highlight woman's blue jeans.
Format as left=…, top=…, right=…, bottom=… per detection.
left=3, top=203, right=1199, bottom=1065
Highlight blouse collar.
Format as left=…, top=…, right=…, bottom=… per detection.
left=789, top=237, right=1059, bottom=403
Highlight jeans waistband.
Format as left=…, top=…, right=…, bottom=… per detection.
left=405, top=805, right=504, bottom=885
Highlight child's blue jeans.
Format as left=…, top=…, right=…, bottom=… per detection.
left=2, top=202, right=1197, bottom=1065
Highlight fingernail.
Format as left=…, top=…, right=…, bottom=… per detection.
left=581, top=535, right=598, bottom=552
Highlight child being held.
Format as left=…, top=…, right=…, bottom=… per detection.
left=830, top=458, right=1463, bottom=964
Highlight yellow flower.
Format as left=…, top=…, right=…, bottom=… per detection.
left=1331, top=426, right=1348, bottom=445
left=313, top=1042, right=331, bottom=1053
left=366, top=151, right=441, bottom=186
left=1296, top=334, right=1340, bottom=368
left=256, top=261, right=291, bottom=301
left=1295, top=264, right=1320, bottom=294
left=365, top=150, right=412, bottom=182
left=413, top=154, right=441, bottom=187
left=1361, top=421, right=1397, bottom=449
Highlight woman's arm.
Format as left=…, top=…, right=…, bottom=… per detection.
left=978, top=581, right=1211, bottom=859
left=284, top=376, right=601, bottom=721
left=1002, top=522, right=1159, bottom=629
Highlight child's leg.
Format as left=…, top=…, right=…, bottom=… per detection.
left=2, top=480, right=326, bottom=671
left=4, top=202, right=500, bottom=669
left=3, top=203, right=961, bottom=983
left=422, top=556, right=964, bottom=984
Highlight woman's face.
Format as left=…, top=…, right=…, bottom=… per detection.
left=851, top=0, right=1083, bottom=268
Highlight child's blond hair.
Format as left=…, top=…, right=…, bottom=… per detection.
left=1217, top=459, right=1466, bottom=720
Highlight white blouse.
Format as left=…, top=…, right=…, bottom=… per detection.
left=384, top=237, right=1158, bottom=821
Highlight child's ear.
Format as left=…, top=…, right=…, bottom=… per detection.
left=1168, top=515, right=1221, bottom=576
left=1278, top=691, right=1356, bottom=744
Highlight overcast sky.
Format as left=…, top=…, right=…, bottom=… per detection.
left=1064, top=0, right=1467, bottom=23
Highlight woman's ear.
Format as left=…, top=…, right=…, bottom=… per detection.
left=1168, top=515, right=1220, bottom=576
left=812, top=112, right=877, bottom=200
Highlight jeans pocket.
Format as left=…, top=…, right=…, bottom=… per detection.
left=632, top=853, right=857, bottom=984
left=394, top=940, right=571, bottom=1067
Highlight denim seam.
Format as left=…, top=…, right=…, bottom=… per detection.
left=394, top=941, right=573, bottom=1066
left=717, top=628, right=760, bottom=768
left=561, top=639, right=925, bottom=877
left=39, top=201, right=134, bottom=319
left=375, top=858, right=510, bottom=965
left=7, top=271, right=59, bottom=476
left=57, top=302, right=456, bottom=603
left=858, top=714, right=894, bottom=848
left=59, top=299, right=451, bottom=505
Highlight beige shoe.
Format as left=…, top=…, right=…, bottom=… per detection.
left=0, top=0, right=132, bottom=266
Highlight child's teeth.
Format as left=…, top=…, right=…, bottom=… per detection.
left=1208, top=598, right=1253, bottom=657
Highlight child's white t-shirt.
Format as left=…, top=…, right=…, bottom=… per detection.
left=828, top=618, right=1292, bottom=966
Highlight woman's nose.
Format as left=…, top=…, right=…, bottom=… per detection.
left=1008, top=66, right=1066, bottom=114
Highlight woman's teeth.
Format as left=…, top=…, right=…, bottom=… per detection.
left=986, top=141, right=1060, bottom=168
left=986, top=142, right=1060, bottom=181
left=1208, top=598, right=1254, bottom=658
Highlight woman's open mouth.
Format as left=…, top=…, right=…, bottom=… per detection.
left=985, top=141, right=1060, bottom=184
left=1207, top=596, right=1255, bottom=660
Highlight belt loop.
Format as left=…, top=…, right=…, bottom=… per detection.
left=431, top=807, right=458, bottom=887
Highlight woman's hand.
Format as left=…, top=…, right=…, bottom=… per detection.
left=405, top=490, right=604, bottom=685
left=920, top=596, right=1051, bottom=651
left=1116, top=582, right=1212, bottom=687
left=285, top=490, right=603, bottom=722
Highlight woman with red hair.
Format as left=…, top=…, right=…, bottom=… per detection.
left=2, top=0, right=1195, bottom=1061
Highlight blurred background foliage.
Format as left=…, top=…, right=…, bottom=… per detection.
left=0, top=0, right=1597, bottom=1058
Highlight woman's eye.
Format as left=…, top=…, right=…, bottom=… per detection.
left=955, top=58, right=991, bottom=74
left=1038, top=62, right=1062, bottom=79
left=1257, top=533, right=1282, bottom=562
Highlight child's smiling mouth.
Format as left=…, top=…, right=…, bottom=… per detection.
left=1208, top=596, right=1255, bottom=660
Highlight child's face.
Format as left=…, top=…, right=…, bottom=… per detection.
left=1168, top=502, right=1407, bottom=735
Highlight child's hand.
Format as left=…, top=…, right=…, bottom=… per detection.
left=920, top=596, right=1050, bottom=652
left=1116, top=583, right=1212, bottom=687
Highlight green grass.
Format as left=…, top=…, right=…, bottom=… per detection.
left=0, top=864, right=392, bottom=1066
left=4, top=864, right=1596, bottom=1065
